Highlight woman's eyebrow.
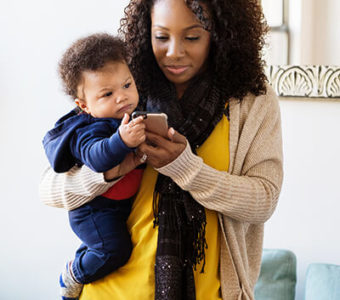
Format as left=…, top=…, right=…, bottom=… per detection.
left=152, top=24, right=204, bottom=30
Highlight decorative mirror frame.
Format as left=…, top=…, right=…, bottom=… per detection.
left=265, top=65, right=340, bottom=99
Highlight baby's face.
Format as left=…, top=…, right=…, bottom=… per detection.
left=76, top=61, right=139, bottom=119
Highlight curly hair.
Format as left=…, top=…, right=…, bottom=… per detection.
left=59, top=33, right=127, bottom=99
left=119, top=0, right=268, bottom=100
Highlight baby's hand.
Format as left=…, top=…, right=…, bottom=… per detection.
left=119, top=113, right=146, bottom=148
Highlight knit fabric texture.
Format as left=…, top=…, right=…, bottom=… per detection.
left=144, top=72, right=227, bottom=300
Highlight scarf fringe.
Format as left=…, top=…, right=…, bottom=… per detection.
left=153, top=190, right=159, bottom=228
left=153, top=190, right=208, bottom=273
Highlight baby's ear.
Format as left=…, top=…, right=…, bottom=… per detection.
left=75, top=98, right=89, bottom=113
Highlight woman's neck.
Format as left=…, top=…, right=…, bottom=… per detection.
left=175, top=83, right=188, bottom=99
left=175, top=65, right=210, bottom=99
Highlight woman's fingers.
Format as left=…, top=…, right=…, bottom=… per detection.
left=168, top=127, right=186, bottom=144
left=138, top=143, right=169, bottom=167
left=138, top=130, right=187, bottom=168
left=145, top=131, right=168, bottom=147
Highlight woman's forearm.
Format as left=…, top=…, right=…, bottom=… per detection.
left=39, top=164, right=117, bottom=211
left=157, top=89, right=283, bottom=224
left=157, top=142, right=282, bottom=224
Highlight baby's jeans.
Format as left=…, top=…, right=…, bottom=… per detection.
left=68, top=195, right=133, bottom=284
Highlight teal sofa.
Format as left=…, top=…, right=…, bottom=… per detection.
left=255, top=249, right=297, bottom=300
left=255, top=249, right=340, bottom=300
left=304, top=263, right=340, bottom=300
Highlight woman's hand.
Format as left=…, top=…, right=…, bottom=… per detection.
left=138, top=128, right=187, bottom=168
left=104, top=151, right=143, bottom=181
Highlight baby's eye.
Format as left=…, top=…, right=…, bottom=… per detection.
left=123, top=82, right=131, bottom=89
left=104, top=92, right=112, bottom=97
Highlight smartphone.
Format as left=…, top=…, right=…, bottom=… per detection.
left=132, top=111, right=169, bottom=138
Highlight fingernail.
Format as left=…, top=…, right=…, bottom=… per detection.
left=170, top=127, right=175, bottom=135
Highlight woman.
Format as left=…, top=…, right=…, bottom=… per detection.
left=40, top=0, right=283, bottom=299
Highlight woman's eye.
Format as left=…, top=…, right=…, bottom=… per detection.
left=186, top=36, right=200, bottom=41
left=104, top=92, right=112, bottom=97
left=155, top=36, right=168, bottom=41
left=123, top=82, right=131, bottom=89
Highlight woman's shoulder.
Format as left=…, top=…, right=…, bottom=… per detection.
left=230, top=84, right=279, bottom=115
left=230, top=83, right=278, bottom=107
left=228, top=83, right=280, bottom=128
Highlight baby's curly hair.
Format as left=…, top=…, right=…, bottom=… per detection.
left=119, top=0, right=268, bottom=101
left=59, top=33, right=127, bottom=99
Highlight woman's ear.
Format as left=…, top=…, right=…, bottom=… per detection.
left=75, top=98, right=89, bottom=114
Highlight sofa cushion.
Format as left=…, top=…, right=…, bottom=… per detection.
left=255, top=249, right=297, bottom=300
left=305, top=263, right=340, bottom=300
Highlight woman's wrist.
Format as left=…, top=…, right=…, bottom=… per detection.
left=156, top=142, right=203, bottom=185
left=104, top=165, right=122, bottom=182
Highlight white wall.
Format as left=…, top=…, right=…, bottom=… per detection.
left=265, top=1, right=340, bottom=299
left=264, top=99, right=340, bottom=300
left=1, top=0, right=339, bottom=299
left=0, top=1, right=128, bottom=299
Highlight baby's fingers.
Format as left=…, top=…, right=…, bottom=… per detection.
left=130, top=123, right=146, bottom=134
left=129, top=116, right=144, bottom=127
left=138, top=134, right=146, bottom=143
left=121, top=113, right=130, bottom=125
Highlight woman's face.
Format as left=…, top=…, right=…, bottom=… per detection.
left=151, top=0, right=211, bottom=97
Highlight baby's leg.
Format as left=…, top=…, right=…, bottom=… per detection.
left=60, top=261, right=83, bottom=299
left=68, top=196, right=133, bottom=284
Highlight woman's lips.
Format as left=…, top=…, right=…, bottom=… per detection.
left=165, top=65, right=189, bottom=75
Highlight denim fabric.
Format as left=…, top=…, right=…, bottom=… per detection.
left=68, top=196, right=133, bottom=284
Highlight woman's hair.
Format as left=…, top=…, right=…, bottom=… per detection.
left=119, top=0, right=268, bottom=100
left=59, top=33, right=127, bottom=99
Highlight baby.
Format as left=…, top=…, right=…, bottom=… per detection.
left=43, top=33, right=145, bottom=300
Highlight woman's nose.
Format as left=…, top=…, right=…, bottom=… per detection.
left=166, top=38, right=185, bottom=59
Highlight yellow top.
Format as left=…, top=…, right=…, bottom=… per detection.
left=80, top=112, right=229, bottom=300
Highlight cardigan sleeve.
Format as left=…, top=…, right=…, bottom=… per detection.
left=156, top=90, right=283, bottom=224
left=38, top=164, right=118, bottom=211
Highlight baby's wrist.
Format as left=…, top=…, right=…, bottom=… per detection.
left=122, top=138, right=135, bottom=148
left=118, top=128, right=130, bottom=147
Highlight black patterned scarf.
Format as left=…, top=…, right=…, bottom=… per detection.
left=143, top=71, right=227, bottom=300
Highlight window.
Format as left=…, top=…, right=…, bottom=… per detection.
left=262, top=0, right=290, bottom=65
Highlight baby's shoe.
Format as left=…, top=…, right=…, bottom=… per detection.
left=59, top=261, right=83, bottom=300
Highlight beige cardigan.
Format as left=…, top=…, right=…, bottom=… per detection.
left=39, top=84, right=283, bottom=300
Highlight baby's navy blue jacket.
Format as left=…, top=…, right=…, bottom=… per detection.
left=43, top=109, right=134, bottom=173
left=43, top=109, right=144, bottom=283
